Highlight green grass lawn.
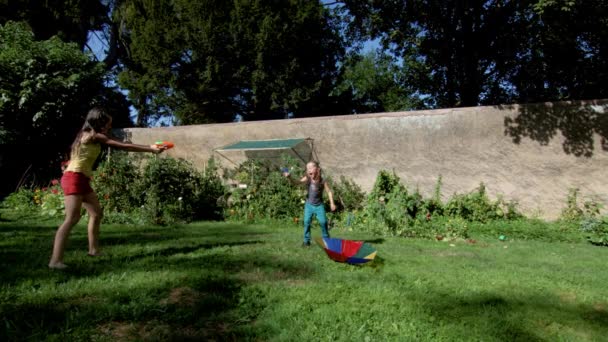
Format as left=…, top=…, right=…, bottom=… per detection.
left=1, top=212, right=607, bottom=341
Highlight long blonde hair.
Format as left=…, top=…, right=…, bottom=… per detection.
left=71, top=107, right=112, bottom=153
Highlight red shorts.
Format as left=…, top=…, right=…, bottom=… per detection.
left=61, top=171, right=94, bottom=196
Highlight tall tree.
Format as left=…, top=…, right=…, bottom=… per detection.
left=332, top=51, right=424, bottom=113
left=0, top=0, right=108, bottom=49
left=114, top=0, right=346, bottom=125
left=340, top=0, right=608, bottom=107
left=0, top=0, right=133, bottom=123
left=0, top=22, right=119, bottom=194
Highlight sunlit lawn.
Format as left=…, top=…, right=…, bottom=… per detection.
left=1, top=211, right=607, bottom=341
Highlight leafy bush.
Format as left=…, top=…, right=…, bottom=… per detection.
left=0, top=180, right=64, bottom=217
left=1, top=187, right=37, bottom=212
left=331, top=175, right=366, bottom=212
left=0, top=21, right=114, bottom=189
left=92, top=151, right=142, bottom=214
left=92, top=153, right=226, bottom=225
left=580, top=216, right=608, bottom=246
left=444, top=183, right=522, bottom=222
left=409, top=216, right=469, bottom=240
left=560, top=188, right=602, bottom=222
left=225, top=156, right=303, bottom=222
left=3, top=153, right=226, bottom=225
left=39, top=182, right=64, bottom=217
left=354, top=171, right=443, bottom=237
left=137, top=156, right=227, bottom=225
left=195, top=157, right=227, bottom=221
left=347, top=172, right=521, bottom=239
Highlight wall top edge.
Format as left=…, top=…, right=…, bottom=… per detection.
left=121, top=98, right=608, bottom=132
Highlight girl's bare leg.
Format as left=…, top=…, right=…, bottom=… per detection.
left=82, top=192, right=103, bottom=256
left=49, top=195, right=83, bottom=268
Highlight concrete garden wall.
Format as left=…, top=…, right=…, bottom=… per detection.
left=118, top=99, right=608, bottom=220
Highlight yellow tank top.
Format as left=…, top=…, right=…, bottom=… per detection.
left=65, top=142, right=101, bottom=177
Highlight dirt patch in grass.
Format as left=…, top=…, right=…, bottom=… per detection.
left=282, top=278, right=310, bottom=286
left=557, top=291, right=577, bottom=304
left=159, top=286, right=204, bottom=307
left=98, top=321, right=138, bottom=340
left=236, top=268, right=265, bottom=283
left=98, top=320, right=203, bottom=341
left=433, top=250, right=479, bottom=258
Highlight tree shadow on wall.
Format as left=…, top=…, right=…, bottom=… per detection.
left=501, top=100, right=608, bottom=157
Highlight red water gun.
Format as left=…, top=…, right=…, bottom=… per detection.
left=154, top=141, right=175, bottom=149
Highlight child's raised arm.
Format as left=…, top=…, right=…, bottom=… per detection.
left=324, top=181, right=337, bottom=212
left=283, top=171, right=307, bottom=184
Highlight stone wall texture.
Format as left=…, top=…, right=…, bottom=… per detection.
left=118, top=99, right=608, bottom=220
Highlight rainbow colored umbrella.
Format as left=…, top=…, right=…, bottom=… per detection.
left=315, top=237, right=377, bottom=264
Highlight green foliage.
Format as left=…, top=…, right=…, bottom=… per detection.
left=330, top=175, right=366, bottom=212
left=580, top=216, right=608, bottom=246
left=560, top=188, right=602, bottom=222
left=92, top=152, right=141, bottom=214
left=197, top=157, right=228, bottom=221
left=2, top=218, right=608, bottom=341
left=0, top=180, right=64, bottom=217
left=225, top=156, right=303, bottom=222
left=0, top=0, right=108, bottom=47
left=333, top=51, right=423, bottom=113
left=39, top=183, right=64, bottom=217
left=559, top=188, right=606, bottom=246
left=356, top=171, right=429, bottom=236
left=115, top=0, right=346, bottom=124
left=0, top=21, right=104, bottom=144
left=138, top=157, right=201, bottom=224
left=561, top=188, right=584, bottom=221
left=0, top=21, right=130, bottom=196
left=348, top=172, right=521, bottom=239
left=368, top=170, right=401, bottom=201
left=0, top=187, right=37, bottom=212
left=342, top=1, right=608, bottom=107
left=136, top=155, right=226, bottom=225
left=5, top=159, right=603, bottom=247
left=92, top=153, right=227, bottom=225
left=444, top=183, right=522, bottom=223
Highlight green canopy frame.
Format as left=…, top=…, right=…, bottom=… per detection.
left=214, top=138, right=316, bottom=167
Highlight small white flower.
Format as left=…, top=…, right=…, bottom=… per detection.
left=178, top=197, right=183, bottom=201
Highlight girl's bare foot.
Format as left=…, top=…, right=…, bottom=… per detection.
left=48, top=262, right=68, bottom=269
left=87, top=251, right=104, bottom=257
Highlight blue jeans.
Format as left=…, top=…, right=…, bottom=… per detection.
left=303, top=202, right=330, bottom=243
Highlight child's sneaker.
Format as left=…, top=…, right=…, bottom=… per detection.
left=301, top=242, right=311, bottom=248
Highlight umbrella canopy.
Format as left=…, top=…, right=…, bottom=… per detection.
left=315, top=237, right=377, bottom=265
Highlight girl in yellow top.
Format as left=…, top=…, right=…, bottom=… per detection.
left=49, top=108, right=167, bottom=269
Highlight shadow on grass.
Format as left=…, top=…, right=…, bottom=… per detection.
left=363, top=238, right=385, bottom=244
left=0, top=221, right=311, bottom=341
left=0, top=219, right=58, bottom=234
left=420, top=290, right=608, bottom=341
